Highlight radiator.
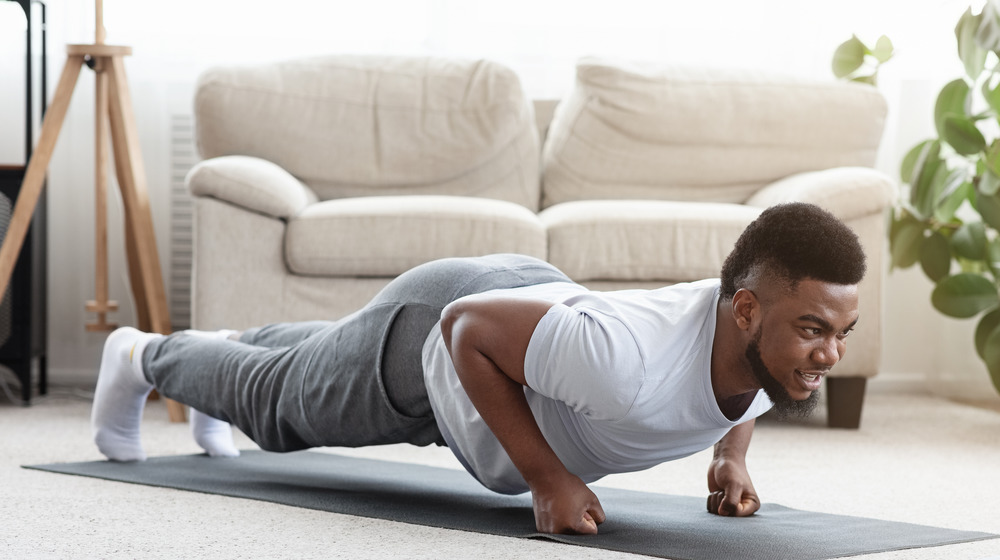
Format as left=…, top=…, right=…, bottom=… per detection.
left=168, top=113, right=197, bottom=331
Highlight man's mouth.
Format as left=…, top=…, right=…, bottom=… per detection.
left=795, top=370, right=825, bottom=391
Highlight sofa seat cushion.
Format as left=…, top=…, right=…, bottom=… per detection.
left=285, top=195, right=546, bottom=276
left=540, top=200, right=761, bottom=282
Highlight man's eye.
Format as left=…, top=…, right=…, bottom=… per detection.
left=803, top=327, right=821, bottom=336
left=839, top=328, right=854, bottom=339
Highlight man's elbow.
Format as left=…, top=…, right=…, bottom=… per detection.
left=440, top=300, right=469, bottom=351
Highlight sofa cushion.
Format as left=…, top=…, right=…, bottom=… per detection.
left=195, top=55, right=541, bottom=210
left=541, top=57, right=888, bottom=208
left=187, top=156, right=319, bottom=219
left=540, top=200, right=762, bottom=282
left=285, top=196, right=546, bottom=276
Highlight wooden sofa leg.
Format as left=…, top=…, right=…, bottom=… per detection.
left=826, top=376, right=867, bottom=429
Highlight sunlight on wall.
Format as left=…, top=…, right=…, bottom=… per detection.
left=61, top=0, right=981, bottom=94
left=5, top=0, right=984, bottom=162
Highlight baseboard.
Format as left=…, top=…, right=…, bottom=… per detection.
left=866, top=371, right=929, bottom=395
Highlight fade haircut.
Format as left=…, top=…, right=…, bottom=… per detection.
left=719, top=202, right=866, bottom=301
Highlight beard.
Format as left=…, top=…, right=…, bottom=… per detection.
left=745, top=330, right=820, bottom=421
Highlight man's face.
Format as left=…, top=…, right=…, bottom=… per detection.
left=745, top=279, right=859, bottom=416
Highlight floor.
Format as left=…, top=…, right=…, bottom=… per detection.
left=2, top=377, right=999, bottom=559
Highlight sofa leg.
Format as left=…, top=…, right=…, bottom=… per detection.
left=825, top=376, right=867, bottom=429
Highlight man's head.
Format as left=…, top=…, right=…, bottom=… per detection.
left=720, top=203, right=867, bottom=302
left=720, top=203, right=866, bottom=418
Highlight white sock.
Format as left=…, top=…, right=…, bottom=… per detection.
left=190, top=407, right=240, bottom=458
left=182, top=329, right=240, bottom=458
left=91, top=327, right=162, bottom=461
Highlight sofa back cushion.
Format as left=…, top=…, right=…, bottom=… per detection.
left=541, top=57, right=887, bottom=209
left=195, top=55, right=541, bottom=211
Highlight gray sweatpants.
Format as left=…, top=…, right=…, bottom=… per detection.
left=142, top=254, right=573, bottom=452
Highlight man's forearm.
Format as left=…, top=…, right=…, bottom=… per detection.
left=441, top=298, right=571, bottom=486
left=452, top=340, right=568, bottom=485
left=440, top=297, right=606, bottom=534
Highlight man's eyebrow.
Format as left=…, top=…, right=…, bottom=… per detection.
left=798, top=314, right=859, bottom=332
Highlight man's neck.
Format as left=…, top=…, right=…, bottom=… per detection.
left=710, top=300, right=760, bottom=417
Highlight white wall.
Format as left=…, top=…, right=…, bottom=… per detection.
left=0, top=0, right=996, bottom=403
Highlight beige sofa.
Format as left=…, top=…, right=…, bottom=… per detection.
left=187, top=55, right=895, bottom=428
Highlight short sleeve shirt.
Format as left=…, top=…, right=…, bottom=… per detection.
left=421, top=279, right=773, bottom=495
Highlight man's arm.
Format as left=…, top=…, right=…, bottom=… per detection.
left=706, top=419, right=760, bottom=517
left=441, top=295, right=606, bottom=535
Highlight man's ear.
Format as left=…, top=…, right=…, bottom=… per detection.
left=731, top=289, right=758, bottom=332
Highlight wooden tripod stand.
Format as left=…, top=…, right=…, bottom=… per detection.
left=0, top=1, right=186, bottom=421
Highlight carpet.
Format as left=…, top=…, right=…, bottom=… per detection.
left=25, top=450, right=996, bottom=560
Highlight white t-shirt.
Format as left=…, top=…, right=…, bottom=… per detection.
left=421, top=279, right=773, bottom=495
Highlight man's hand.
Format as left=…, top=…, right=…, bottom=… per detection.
left=530, top=471, right=606, bottom=534
left=706, top=454, right=760, bottom=517
left=706, top=419, right=760, bottom=517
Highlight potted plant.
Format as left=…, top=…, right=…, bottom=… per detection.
left=885, top=3, right=1000, bottom=394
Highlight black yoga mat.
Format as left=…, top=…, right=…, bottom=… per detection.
left=26, top=450, right=996, bottom=560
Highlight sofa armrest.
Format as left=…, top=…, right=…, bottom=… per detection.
left=186, top=155, right=319, bottom=219
left=745, top=167, right=897, bottom=220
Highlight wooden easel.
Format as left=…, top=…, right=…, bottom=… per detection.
left=0, top=0, right=186, bottom=421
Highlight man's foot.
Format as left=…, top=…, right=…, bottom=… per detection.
left=91, top=327, right=162, bottom=461
left=183, top=329, right=240, bottom=457
left=191, top=408, right=241, bottom=458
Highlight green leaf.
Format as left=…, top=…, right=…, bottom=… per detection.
left=932, top=273, right=1000, bottom=318
left=986, top=140, right=1000, bottom=176
left=952, top=221, right=988, bottom=259
left=975, top=307, right=1000, bottom=359
left=901, top=140, right=935, bottom=184
left=942, top=115, right=987, bottom=154
left=873, top=35, right=894, bottom=63
left=908, top=140, right=943, bottom=217
left=920, top=231, right=952, bottom=281
left=957, top=8, right=988, bottom=79
left=976, top=189, right=1000, bottom=230
left=832, top=35, right=867, bottom=78
left=980, top=321, right=1000, bottom=394
left=937, top=183, right=972, bottom=223
left=976, top=0, right=1000, bottom=53
left=982, top=78, right=1000, bottom=116
left=981, top=169, right=1000, bottom=196
left=935, top=79, right=971, bottom=139
left=989, top=237, right=1000, bottom=270
left=935, top=170, right=972, bottom=223
left=889, top=216, right=925, bottom=269
left=851, top=74, right=877, bottom=86
left=912, top=155, right=948, bottom=220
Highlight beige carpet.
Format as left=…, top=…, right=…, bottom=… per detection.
left=2, top=381, right=999, bottom=559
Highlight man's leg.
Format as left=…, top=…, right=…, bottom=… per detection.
left=177, top=321, right=337, bottom=457
left=239, top=321, right=336, bottom=348
left=180, top=329, right=243, bottom=457
left=92, top=304, right=432, bottom=461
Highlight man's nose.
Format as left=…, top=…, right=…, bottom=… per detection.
left=812, top=337, right=843, bottom=368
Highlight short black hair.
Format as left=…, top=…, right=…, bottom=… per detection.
left=719, top=202, right=866, bottom=301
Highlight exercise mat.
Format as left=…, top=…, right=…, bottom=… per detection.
left=25, top=450, right=996, bottom=560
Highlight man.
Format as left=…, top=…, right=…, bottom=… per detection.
left=92, top=202, right=864, bottom=535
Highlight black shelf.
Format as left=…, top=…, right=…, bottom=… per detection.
left=1, top=0, right=48, bottom=404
